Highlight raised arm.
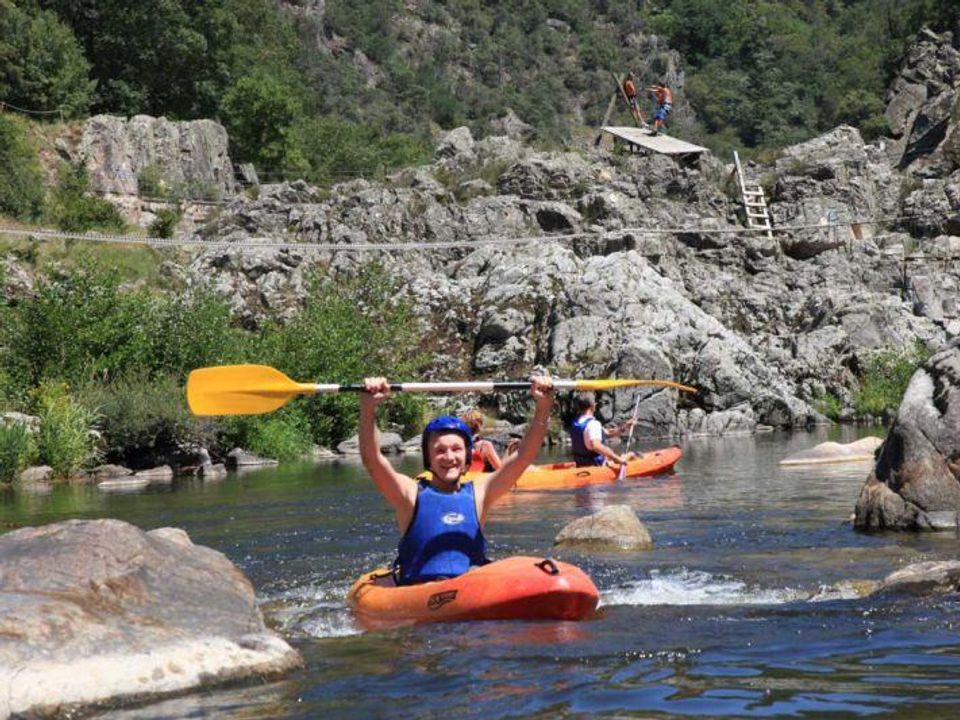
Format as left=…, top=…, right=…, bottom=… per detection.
left=475, top=376, right=554, bottom=521
left=359, top=377, right=417, bottom=530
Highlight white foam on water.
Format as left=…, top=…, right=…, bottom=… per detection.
left=261, top=582, right=363, bottom=638
left=602, top=567, right=804, bottom=607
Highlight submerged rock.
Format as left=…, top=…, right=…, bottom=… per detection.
left=874, top=560, right=960, bottom=597
left=0, top=519, right=301, bottom=719
left=780, top=436, right=883, bottom=465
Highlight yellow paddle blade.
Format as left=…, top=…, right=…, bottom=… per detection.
left=574, top=378, right=698, bottom=394
left=187, top=364, right=317, bottom=416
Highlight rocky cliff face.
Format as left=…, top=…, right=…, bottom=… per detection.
left=14, top=28, right=960, bottom=437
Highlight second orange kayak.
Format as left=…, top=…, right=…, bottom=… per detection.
left=477, top=445, right=681, bottom=490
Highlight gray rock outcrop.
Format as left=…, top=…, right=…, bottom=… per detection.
left=854, top=339, right=960, bottom=530
left=0, top=519, right=301, bottom=719
left=75, top=114, right=236, bottom=199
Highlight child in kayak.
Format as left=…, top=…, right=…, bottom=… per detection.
left=461, top=408, right=505, bottom=472
left=359, top=376, right=554, bottom=585
left=569, top=391, right=637, bottom=468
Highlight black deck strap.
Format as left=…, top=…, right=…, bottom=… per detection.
left=535, top=558, right=560, bottom=576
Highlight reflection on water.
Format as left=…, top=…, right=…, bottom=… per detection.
left=5, top=425, right=960, bottom=718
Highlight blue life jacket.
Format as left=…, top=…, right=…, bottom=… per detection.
left=395, top=480, right=488, bottom=585
left=570, top=415, right=606, bottom=467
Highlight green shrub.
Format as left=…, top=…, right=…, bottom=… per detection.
left=221, top=72, right=308, bottom=172
left=0, top=261, right=155, bottom=387
left=137, top=163, right=168, bottom=198
left=0, top=115, right=45, bottom=220
left=77, top=373, right=210, bottom=461
left=296, top=115, right=429, bottom=187
left=854, top=345, right=932, bottom=417
left=0, top=421, right=37, bottom=484
left=32, top=382, right=99, bottom=478
left=48, top=162, right=126, bottom=233
left=221, top=407, right=313, bottom=462
left=147, top=206, right=182, bottom=238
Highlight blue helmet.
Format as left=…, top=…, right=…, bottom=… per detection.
left=421, top=415, right=473, bottom=469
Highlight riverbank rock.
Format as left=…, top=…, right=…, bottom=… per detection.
left=854, top=339, right=960, bottom=530
left=336, top=432, right=404, bottom=455
left=226, top=448, right=280, bottom=468
left=780, top=436, right=883, bottom=465
left=554, top=505, right=653, bottom=551
left=18, top=466, right=52, bottom=484
left=0, top=519, right=301, bottom=719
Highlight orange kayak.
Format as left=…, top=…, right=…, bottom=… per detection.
left=347, top=556, right=600, bottom=630
left=495, top=445, right=681, bottom=490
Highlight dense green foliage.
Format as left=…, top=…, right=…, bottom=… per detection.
left=5, top=0, right=958, bottom=175
left=650, top=0, right=959, bottom=152
left=0, top=115, right=45, bottom=219
left=77, top=373, right=212, bottom=462
left=251, top=264, right=428, bottom=445
left=0, top=257, right=425, bottom=474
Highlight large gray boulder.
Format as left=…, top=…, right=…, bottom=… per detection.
left=0, top=519, right=301, bottom=719
left=855, top=339, right=960, bottom=530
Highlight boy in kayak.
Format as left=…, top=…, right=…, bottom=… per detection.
left=569, top=392, right=637, bottom=468
left=359, top=376, right=554, bottom=585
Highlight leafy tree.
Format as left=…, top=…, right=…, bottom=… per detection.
left=0, top=1, right=93, bottom=117
left=296, top=114, right=428, bottom=184
left=220, top=72, right=308, bottom=172
left=37, top=0, right=206, bottom=116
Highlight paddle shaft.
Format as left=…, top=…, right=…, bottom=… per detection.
left=314, top=380, right=582, bottom=394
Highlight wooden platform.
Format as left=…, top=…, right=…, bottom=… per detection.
left=602, top=126, right=707, bottom=156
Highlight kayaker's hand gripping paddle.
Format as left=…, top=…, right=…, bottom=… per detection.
left=187, top=364, right=697, bottom=416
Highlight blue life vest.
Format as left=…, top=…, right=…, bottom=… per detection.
left=570, top=415, right=606, bottom=467
left=395, top=480, right=488, bottom=585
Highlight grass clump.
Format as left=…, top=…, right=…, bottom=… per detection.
left=0, top=421, right=37, bottom=484
left=32, top=382, right=99, bottom=478
left=813, top=391, right=843, bottom=421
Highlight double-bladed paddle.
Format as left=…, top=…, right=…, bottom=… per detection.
left=617, top=392, right=644, bottom=481
left=187, top=364, right=697, bottom=416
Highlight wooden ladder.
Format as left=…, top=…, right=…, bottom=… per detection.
left=734, top=151, right=773, bottom=240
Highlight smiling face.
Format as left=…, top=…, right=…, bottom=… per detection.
left=426, top=431, right=468, bottom=485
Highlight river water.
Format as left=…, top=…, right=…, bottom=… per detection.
left=4, top=425, right=960, bottom=719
